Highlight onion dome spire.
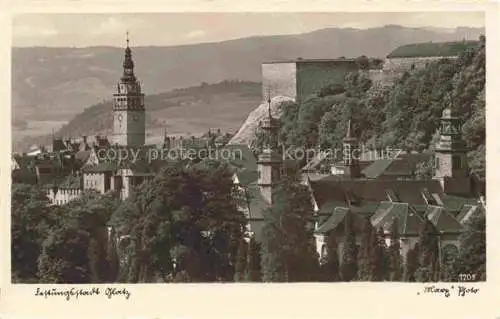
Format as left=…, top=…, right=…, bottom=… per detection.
left=121, top=31, right=136, bottom=82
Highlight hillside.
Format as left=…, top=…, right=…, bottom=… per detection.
left=14, top=81, right=262, bottom=152
left=12, top=25, right=483, bottom=127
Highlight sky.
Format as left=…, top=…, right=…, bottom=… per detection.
left=12, top=12, right=485, bottom=47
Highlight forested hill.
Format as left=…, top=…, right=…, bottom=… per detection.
left=277, top=35, right=485, bottom=179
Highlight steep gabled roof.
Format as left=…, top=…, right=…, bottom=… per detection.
left=75, top=150, right=92, bottom=163
left=316, top=207, right=349, bottom=234
left=442, top=195, right=479, bottom=212
left=370, top=201, right=424, bottom=236
left=425, top=205, right=465, bottom=234
left=309, top=178, right=443, bottom=208
left=362, top=159, right=394, bottom=179
left=234, top=169, right=259, bottom=186
left=244, top=185, right=269, bottom=221
left=456, top=204, right=480, bottom=225
left=361, top=153, right=432, bottom=179
left=301, top=150, right=332, bottom=171
left=12, top=154, right=36, bottom=172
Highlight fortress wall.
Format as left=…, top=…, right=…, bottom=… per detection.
left=368, top=56, right=459, bottom=89
left=262, top=56, right=458, bottom=103
left=296, top=60, right=358, bottom=102
left=262, top=60, right=359, bottom=103
left=262, top=63, right=297, bottom=101
left=382, top=56, right=457, bottom=73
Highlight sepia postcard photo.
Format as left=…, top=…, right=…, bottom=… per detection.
left=9, top=10, right=487, bottom=286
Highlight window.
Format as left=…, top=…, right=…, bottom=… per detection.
left=434, top=156, right=440, bottom=169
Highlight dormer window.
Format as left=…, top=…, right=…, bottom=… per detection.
left=421, top=188, right=436, bottom=205
left=385, top=189, right=399, bottom=202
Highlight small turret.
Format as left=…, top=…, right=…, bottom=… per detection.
left=257, top=95, right=283, bottom=204
left=434, top=107, right=470, bottom=195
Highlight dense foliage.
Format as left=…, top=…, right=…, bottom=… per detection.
left=260, top=178, right=319, bottom=282
left=277, top=36, right=485, bottom=179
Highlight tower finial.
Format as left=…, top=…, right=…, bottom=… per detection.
left=343, top=117, right=357, bottom=143
left=266, top=87, right=272, bottom=118
left=126, top=30, right=130, bottom=47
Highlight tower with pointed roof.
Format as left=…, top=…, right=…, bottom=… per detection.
left=256, top=96, right=282, bottom=204
left=342, top=119, right=361, bottom=178
left=112, top=32, right=146, bottom=147
left=434, top=107, right=470, bottom=194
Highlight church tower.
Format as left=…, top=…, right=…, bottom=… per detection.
left=342, top=119, right=361, bottom=178
left=434, top=108, right=470, bottom=194
left=257, top=97, right=282, bottom=204
left=112, top=33, right=146, bottom=147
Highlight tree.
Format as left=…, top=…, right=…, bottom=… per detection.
left=105, top=227, right=120, bottom=282
left=404, top=243, right=420, bottom=282
left=371, top=227, right=388, bottom=281
left=37, top=225, right=92, bottom=283
left=260, top=211, right=287, bottom=282
left=11, top=183, right=55, bottom=282
left=318, top=106, right=342, bottom=149
left=387, top=221, right=402, bottom=281
left=440, top=244, right=459, bottom=282
left=64, top=191, right=119, bottom=283
left=320, top=231, right=340, bottom=281
left=453, top=209, right=486, bottom=281
left=341, top=214, right=358, bottom=281
left=357, top=217, right=374, bottom=281
left=260, top=178, right=315, bottom=282
left=414, top=220, right=440, bottom=282
left=246, top=238, right=262, bottom=282
left=234, top=239, right=248, bottom=282
left=112, top=161, right=246, bottom=283
left=318, top=83, right=346, bottom=97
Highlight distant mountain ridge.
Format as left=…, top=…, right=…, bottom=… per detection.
left=12, top=25, right=484, bottom=148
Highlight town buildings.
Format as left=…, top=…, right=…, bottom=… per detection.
left=11, top=38, right=485, bottom=266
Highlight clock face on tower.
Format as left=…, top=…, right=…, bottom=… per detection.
left=117, top=114, right=123, bottom=122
